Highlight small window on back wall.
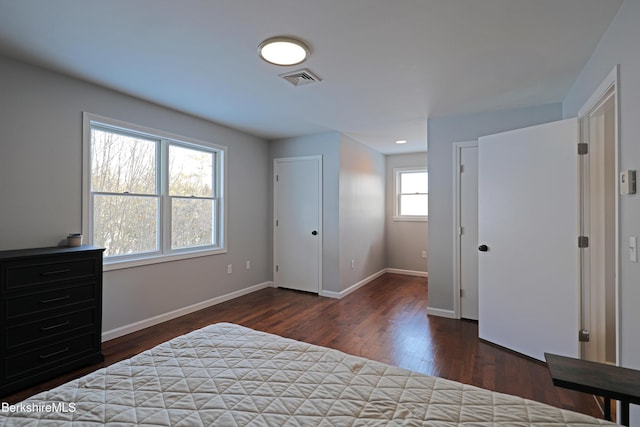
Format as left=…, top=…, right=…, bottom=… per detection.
left=394, top=168, right=428, bottom=221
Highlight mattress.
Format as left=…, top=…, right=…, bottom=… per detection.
left=0, top=322, right=614, bottom=426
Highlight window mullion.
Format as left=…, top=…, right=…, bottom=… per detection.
left=160, top=140, right=170, bottom=255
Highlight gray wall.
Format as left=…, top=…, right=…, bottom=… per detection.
left=339, top=134, right=386, bottom=289
left=426, top=103, right=563, bottom=313
left=386, top=153, right=428, bottom=273
left=0, top=56, right=271, bottom=335
left=563, top=0, right=640, bottom=420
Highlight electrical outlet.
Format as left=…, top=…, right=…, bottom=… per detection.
left=421, top=250, right=427, bottom=259
left=227, top=264, right=232, bottom=274
left=351, top=260, right=355, bottom=269
left=246, top=260, right=251, bottom=270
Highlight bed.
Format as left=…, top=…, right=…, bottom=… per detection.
left=0, top=322, right=614, bottom=426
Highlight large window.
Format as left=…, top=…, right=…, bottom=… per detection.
left=394, top=168, right=428, bottom=221
left=83, top=113, right=226, bottom=268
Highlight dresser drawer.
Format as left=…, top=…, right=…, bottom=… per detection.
left=4, top=333, right=99, bottom=382
left=3, top=257, right=98, bottom=291
left=4, top=282, right=98, bottom=320
left=6, top=307, right=97, bottom=350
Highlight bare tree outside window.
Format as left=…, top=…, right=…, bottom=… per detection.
left=91, top=129, right=158, bottom=257
left=169, top=145, right=215, bottom=250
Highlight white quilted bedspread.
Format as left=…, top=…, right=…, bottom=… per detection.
left=0, top=323, right=615, bottom=426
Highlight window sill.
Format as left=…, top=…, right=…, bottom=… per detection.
left=103, top=247, right=227, bottom=271
left=393, top=216, right=428, bottom=222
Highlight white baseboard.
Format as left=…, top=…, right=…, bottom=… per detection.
left=318, top=290, right=342, bottom=299
left=426, top=307, right=458, bottom=319
left=319, top=269, right=387, bottom=299
left=385, top=268, right=428, bottom=277
left=101, top=281, right=275, bottom=342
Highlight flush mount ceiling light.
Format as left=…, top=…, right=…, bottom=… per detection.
left=258, top=36, right=310, bottom=66
left=395, top=140, right=408, bottom=144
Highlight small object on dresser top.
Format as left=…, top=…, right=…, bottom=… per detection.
left=67, top=233, right=82, bottom=247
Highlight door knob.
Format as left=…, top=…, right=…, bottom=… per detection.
left=478, top=244, right=488, bottom=252
left=312, top=230, right=318, bottom=236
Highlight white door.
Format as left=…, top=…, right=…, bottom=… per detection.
left=459, top=144, right=479, bottom=320
left=478, top=118, right=579, bottom=361
left=274, top=156, right=322, bottom=293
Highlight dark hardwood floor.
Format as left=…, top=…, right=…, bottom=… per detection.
left=2, top=273, right=603, bottom=419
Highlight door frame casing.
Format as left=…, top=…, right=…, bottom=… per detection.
left=577, top=65, right=620, bottom=364
left=273, top=155, right=323, bottom=293
left=452, top=140, right=478, bottom=320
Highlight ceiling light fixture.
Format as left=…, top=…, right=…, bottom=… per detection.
left=258, top=36, right=310, bottom=66
left=395, top=140, right=408, bottom=144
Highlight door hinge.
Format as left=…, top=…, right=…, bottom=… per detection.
left=579, top=329, right=590, bottom=342
left=460, top=289, right=464, bottom=298
left=459, top=226, right=464, bottom=236
left=578, top=236, right=589, bottom=248
left=578, top=143, right=588, bottom=155
left=276, top=174, right=279, bottom=182
left=275, top=265, right=279, bottom=272
left=460, top=164, right=465, bottom=173
left=276, top=219, right=279, bottom=227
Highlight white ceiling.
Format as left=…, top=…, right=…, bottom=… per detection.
left=0, top=0, right=622, bottom=154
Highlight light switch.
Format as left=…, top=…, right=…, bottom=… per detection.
left=630, top=237, right=637, bottom=263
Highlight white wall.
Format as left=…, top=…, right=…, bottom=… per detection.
left=385, top=153, right=428, bottom=273
left=426, top=103, right=563, bottom=312
left=563, top=0, right=640, bottom=421
left=339, top=135, right=386, bottom=289
left=0, top=56, right=271, bottom=336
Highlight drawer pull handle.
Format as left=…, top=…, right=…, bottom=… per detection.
left=39, top=347, right=69, bottom=360
left=40, top=321, right=70, bottom=332
left=41, top=269, right=71, bottom=276
left=39, top=295, right=70, bottom=304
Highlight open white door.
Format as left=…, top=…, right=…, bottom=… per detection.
left=478, top=118, right=579, bottom=361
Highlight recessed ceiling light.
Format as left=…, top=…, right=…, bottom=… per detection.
left=258, top=36, right=310, bottom=66
left=395, top=140, right=408, bottom=144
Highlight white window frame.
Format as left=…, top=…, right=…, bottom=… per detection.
left=82, top=113, right=227, bottom=271
left=393, top=167, right=428, bottom=222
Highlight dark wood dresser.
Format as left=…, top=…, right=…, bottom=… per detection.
left=0, top=245, right=105, bottom=396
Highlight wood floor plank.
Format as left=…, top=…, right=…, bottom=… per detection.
left=2, top=273, right=603, bottom=420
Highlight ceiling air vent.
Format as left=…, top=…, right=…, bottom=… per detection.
left=279, top=68, right=322, bottom=87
